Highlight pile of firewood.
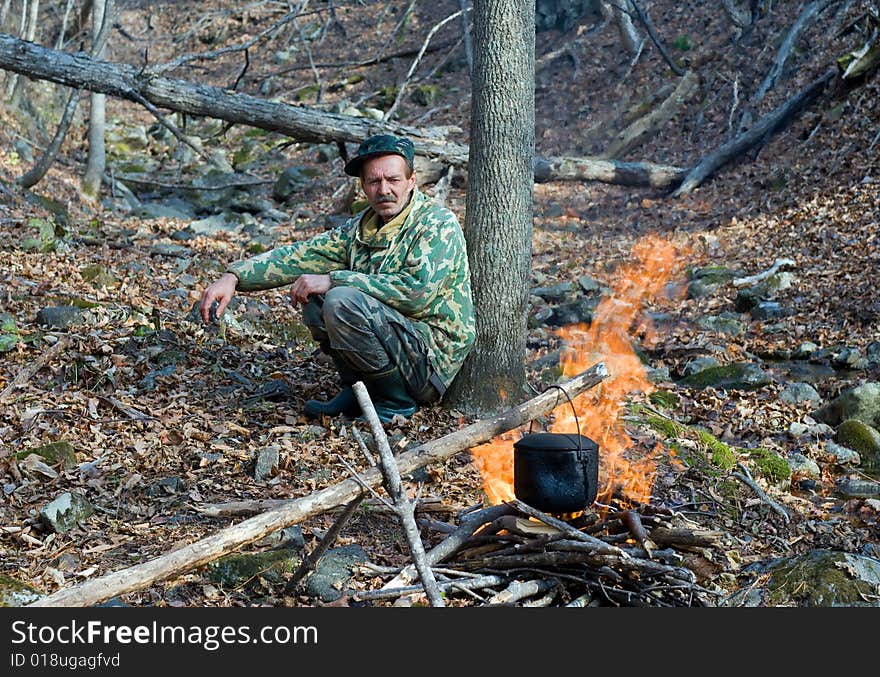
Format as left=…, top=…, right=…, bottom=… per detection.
left=352, top=498, right=725, bottom=607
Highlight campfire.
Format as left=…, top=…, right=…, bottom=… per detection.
left=432, top=234, right=721, bottom=606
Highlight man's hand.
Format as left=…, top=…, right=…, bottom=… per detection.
left=199, top=272, right=238, bottom=324
left=289, top=274, right=332, bottom=305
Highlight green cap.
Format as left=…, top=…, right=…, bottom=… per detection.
left=344, top=134, right=415, bottom=176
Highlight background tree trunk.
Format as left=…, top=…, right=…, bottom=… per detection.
left=6, top=0, right=39, bottom=105
left=445, top=0, right=535, bottom=415
left=81, top=0, right=109, bottom=199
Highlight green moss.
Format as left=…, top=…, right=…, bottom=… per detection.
left=696, top=430, right=737, bottom=470
left=207, top=548, right=300, bottom=587
left=0, top=574, right=43, bottom=606
left=646, top=415, right=683, bottom=439
left=649, top=390, right=680, bottom=409
left=15, top=440, right=76, bottom=469
left=748, top=447, right=791, bottom=484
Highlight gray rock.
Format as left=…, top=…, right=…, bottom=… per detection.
left=148, top=477, right=186, bottom=497
left=0, top=574, right=43, bottom=606
left=786, top=452, right=821, bottom=480
left=547, top=296, right=597, bottom=326
left=721, top=550, right=880, bottom=606
left=35, top=306, right=85, bottom=328
left=833, top=347, right=863, bottom=368
left=130, top=201, right=196, bottom=221
left=39, top=492, right=94, bottom=533
left=530, top=282, right=573, bottom=303
left=188, top=213, right=243, bottom=236
left=681, top=356, right=720, bottom=377
left=14, top=139, right=34, bottom=164
left=207, top=548, right=300, bottom=587
left=678, top=363, right=771, bottom=391
left=528, top=295, right=553, bottom=328
left=794, top=341, right=820, bottom=358
left=752, top=301, right=785, bottom=320
left=150, top=243, right=191, bottom=258
left=272, top=166, right=320, bottom=202
left=695, top=312, right=745, bottom=336
left=813, top=382, right=880, bottom=428
left=254, top=446, right=280, bottom=482
left=823, top=441, right=861, bottom=465
left=779, top=382, right=822, bottom=405
left=577, top=276, right=601, bottom=293
left=867, top=342, right=880, bottom=364
left=303, top=544, right=368, bottom=602
left=835, top=478, right=880, bottom=499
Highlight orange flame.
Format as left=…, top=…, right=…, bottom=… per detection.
left=470, top=234, right=686, bottom=510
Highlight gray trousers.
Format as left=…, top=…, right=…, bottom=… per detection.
left=302, top=286, right=443, bottom=405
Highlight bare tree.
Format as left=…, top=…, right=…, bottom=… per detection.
left=6, top=0, right=39, bottom=105
left=81, top=0, right=111, bottom=199
left=445, top=0, right=535, bottom=415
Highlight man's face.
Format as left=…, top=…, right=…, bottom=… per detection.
left=360, top=154, right=416, bottom=221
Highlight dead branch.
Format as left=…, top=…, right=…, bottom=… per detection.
left=29, top=364, right=608, bottom=607
left=0, top=36, right=684, bottom=188
left=619, top=509, right=657, bottom=556
left=673, top=68, right=836, bottom=197
left=648, top=527, right=723, bottom=548
left=533, top=155, right=686, bottom=188
left=381, top=503, right=518, bottom=590
left=509, top=499, right=625, bottom=556
left=0, top=337, right=71, bottom=408
left=384, top=8, right=468, bottom=122
left=751, top=0, right=837, bottom=106
left=286, top=493, right=365, bottom=592
left=353, top=381, right=444, bottom=607
left=732, top=257, right=797, bottom=287
left=603, top=70, right=699, bottom=159
left=486, top=579, right=557, bottom=605
left=628, top=0, right=685, bottom=76
left=352, top=574, right=508, bottom=602
left=732, top=463, right=791, bottom=523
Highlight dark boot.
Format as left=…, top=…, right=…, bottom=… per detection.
left=303, top=350, right=362, bottom=419
left=363, top=366, right=418, bottom=423
left=303, top=386, right=360, bottom=418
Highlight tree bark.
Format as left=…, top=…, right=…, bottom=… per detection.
left=0, top=34, right=685, bottom=189
left=444, top=0, right=535, bottom=416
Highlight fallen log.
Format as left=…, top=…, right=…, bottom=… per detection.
left=673, top=67, right=836, bottom=197
left=29, top=363, right=608, bottom=607
left=0, top=35, right=685, bottom=189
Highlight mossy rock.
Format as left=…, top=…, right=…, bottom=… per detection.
left=696, top=430, right=737, bottom=470
left=207, top=547, right=300, bottom=587
left=748, top=447, right=792, bottom=486
left=0, top=312, right=19, bottom=352
left=836, top=419, right=880, bottom=470
left=813, top=383, right=880, bottom=428
left=15, top=440, right=76, bottom=469
left=687, top=265, right=737, bottom=285
left=723, top=551, right=880, bottom=607
left=678, top=363, right=770, bottom=391
left=0, top=574, right=43, bottom=606
left=80, top=264, right=117, bottom=289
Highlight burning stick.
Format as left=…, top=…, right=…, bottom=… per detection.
left=620, top=509, right=657, bottom=557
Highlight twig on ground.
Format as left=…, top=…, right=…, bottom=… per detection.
left=352, top=381, right=445, bottom=607
left=732, top=463, right=791, bottom=523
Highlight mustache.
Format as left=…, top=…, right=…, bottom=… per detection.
left=376, top=195, right=397, bottom=203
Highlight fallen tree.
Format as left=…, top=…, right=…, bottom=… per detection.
left=28, top=363, right=608, bottom=607
left=0, top=34, right=685, bottom=189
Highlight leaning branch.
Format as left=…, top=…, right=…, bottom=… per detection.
left=0, top=36, right=685, bottom=189
left=673, top=68, right=836, bottom=197
left=29, top=363, right=608, bottom=607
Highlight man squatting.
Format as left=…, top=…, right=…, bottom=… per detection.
left=198, top=134, right=476, bottom=423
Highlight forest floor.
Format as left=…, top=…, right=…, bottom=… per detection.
left=1, top=0, right=879, bottom=608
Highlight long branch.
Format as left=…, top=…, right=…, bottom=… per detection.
left=29, top=363, right=608, bottom=607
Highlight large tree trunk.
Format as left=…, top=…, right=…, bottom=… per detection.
left=0, top=33, right=685, bottom=189
left=81, top=0, right=110, bottom=199
left=444, top=0, right=535, bottom=415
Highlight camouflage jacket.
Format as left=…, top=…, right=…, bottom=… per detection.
left=227, top=189, right=475, bottom=387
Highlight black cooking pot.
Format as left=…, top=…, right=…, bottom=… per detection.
left=513, top=432, right=599, bottom=513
